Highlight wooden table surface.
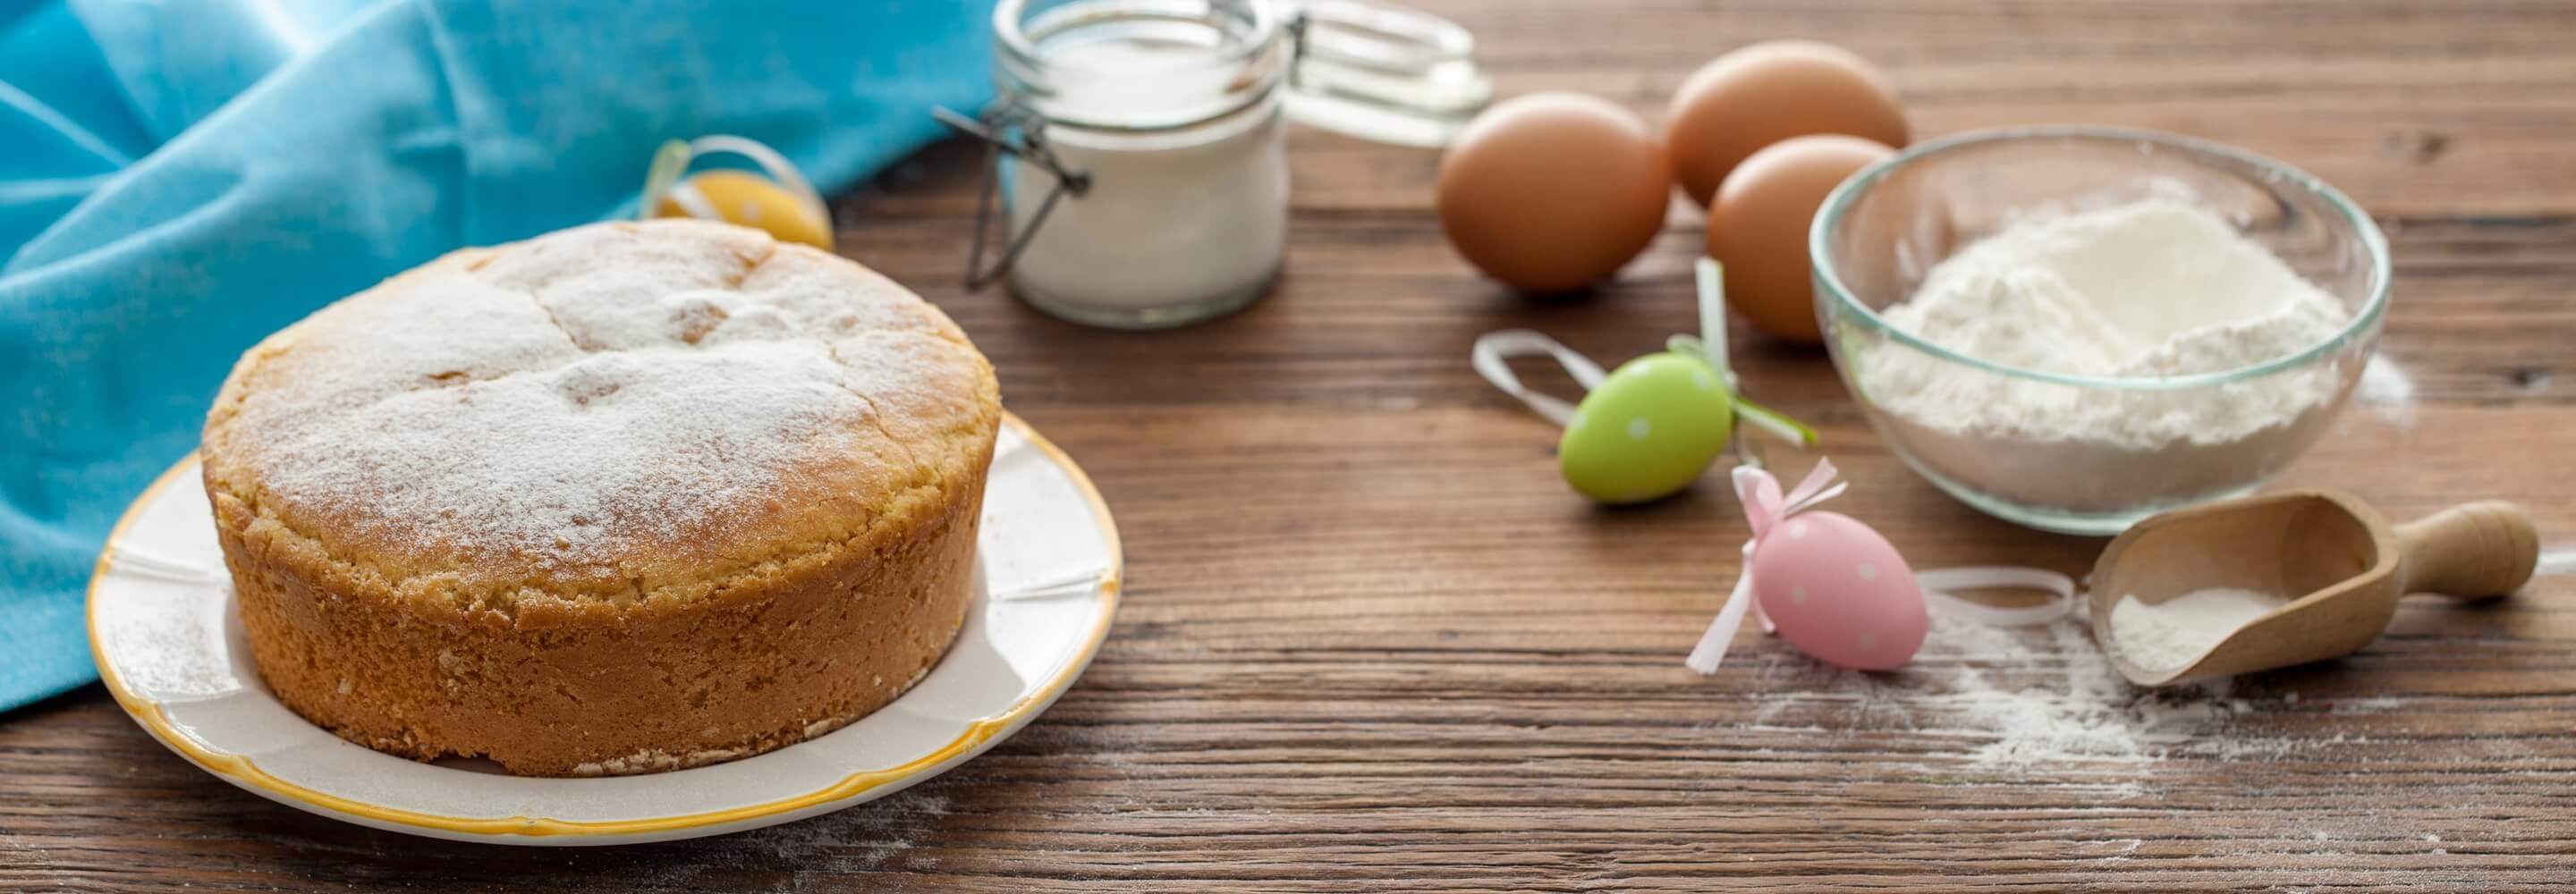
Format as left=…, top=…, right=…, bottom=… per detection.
left=10, top=1, right=2576, bottom=890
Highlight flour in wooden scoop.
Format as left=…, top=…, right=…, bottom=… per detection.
left=2109, top=587, right=2290, bottom=672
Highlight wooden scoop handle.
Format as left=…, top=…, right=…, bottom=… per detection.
left=2395, top=501, right=2539, bottom=599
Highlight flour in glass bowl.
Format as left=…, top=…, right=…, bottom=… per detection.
left=1854, top=198, right=2359, bottom=513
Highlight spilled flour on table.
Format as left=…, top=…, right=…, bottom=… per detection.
left=1741, top=606, right=2375, bottom=773
left=1719, top=604, right=2504, bottom=879
left=2356, top=356, right=2418, bottom=426
left=1927, top=615, right=2240, bottom=769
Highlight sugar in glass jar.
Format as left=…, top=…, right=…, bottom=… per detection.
left=959, top=0, right=1487, bottom=328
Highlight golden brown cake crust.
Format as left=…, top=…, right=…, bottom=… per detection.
left=200, top=220, right=1001, bottom=776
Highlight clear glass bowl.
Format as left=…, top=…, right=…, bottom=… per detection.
left=1809, top=126, right=2393, bottom=536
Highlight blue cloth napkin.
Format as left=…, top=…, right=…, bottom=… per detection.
left=0, top=0, right=994, bottom=712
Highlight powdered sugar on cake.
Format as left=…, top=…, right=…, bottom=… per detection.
left=262, top=342, right=860, bottom=566
left=222, top=222, right=971, bottom=571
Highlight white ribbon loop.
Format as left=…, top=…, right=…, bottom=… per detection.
left=1470, top=330, right=1608, bottom=427
left=1916, top=567, right=2078, bottom=627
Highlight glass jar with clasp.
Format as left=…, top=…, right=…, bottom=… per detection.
left=940, top=0, right=1489, bottom=329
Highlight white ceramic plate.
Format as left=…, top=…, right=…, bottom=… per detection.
left=87, top=413, right=1120, bottom=846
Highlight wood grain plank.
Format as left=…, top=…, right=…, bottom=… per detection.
left=8, top=0, right=2576, bottom=890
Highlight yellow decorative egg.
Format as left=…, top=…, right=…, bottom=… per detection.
left=653, top=169, right=833, bottom=249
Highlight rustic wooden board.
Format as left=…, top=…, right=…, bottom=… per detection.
left=6, top=0, right=2575, bottom=890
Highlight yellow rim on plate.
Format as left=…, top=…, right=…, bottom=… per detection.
left=86, top=411, right=1120, bottom=838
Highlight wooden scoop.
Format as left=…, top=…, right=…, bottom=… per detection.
left=2089, top=489, right=2538, bottom=686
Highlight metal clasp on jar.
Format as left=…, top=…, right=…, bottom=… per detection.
left=931, top=106, right=1093, bottom=291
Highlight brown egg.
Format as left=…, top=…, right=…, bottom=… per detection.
left=1706, top=134, right=1894, bottom=343
left=1666, top=40, right=1908, bottom=208
left=1436, top=92, right=1671, bottom=293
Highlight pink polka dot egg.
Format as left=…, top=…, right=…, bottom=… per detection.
left=1750, top=511, right=1928, bottom=670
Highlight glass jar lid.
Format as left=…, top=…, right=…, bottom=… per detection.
left=991, top=0, right=1488, bottom=144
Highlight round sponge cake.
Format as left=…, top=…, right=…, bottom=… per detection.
left=200, top=220, right=1000, bottom=776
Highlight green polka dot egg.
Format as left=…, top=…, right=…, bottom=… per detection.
left=1560, top=350, right=1735, bottom=503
